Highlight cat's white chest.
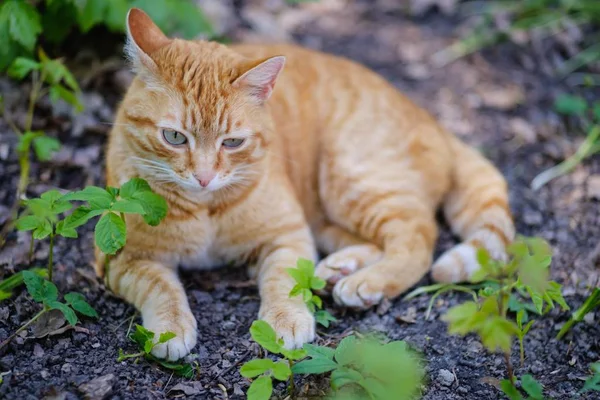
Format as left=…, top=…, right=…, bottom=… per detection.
left=177, top=217, right=233, bottom=271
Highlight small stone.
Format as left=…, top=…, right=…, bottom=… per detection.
left=41, top=370, right=50, bottom=379
left=437, top=369, right=455, bottom=387
left=78, top=373, right=115, bottom=400
left=586, top=175, right=600, bottom=200
left=222, top=321, right=236, bottom=330
left=168, top=382, right=204, bottom=396
left=91, top=342, right=101, bottom=349
left=523, top=211, right=543, bottom=226
left=509, top=118, right=537, bottom=143
left=467, top=340, right=483, bottom=353
left=584, top=312, right=595, bottom=324
left=33, top=344, right=45, bottom=358
left=61, top=363, right=72, bottom=374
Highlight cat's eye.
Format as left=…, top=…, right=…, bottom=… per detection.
left=222, top=138, right=245, bottom=148
left=162, top=129, right=188, bottom=146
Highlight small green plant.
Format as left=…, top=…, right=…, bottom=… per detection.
left=0, top=270, right=97, bottom=351
left=581, top=362, right=600, bottom=393
left=0, top=50, right=82, bottom=245
left=556, top=287, right=600, bottom=339
left=117, top=324, right=198, bottom=378
left=287, top=258, right=337, bottom=327
left=0, top=267, right=47, bottom=301
left=500, top=374, right=545, bottom=400
left=240, top=320, right=308, bottom=400
left=15, top=178, right=167, bottom=282
left=292, top=335, right=425, bottom=400
left=442, top=237, right=568, bottom=384
left=0, top=0, right=214, bottom=71
left=532, top=94, right=600, bottom=190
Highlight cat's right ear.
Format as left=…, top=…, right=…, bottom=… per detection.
left=124, top=8, right=171, bottom=75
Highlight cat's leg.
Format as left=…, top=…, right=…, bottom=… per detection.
left=332, top=208, right=437, bottom=308
left=252, top=228, right=317, bottom=349
left=315, top=224, right=383, bottom=285
left=106, top=255, right=197, bottom=360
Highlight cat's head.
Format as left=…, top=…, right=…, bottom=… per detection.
left=119, top=8, right=284, bottom=197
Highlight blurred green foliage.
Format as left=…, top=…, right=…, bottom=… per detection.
left=0, top=0, right=214, bottom=71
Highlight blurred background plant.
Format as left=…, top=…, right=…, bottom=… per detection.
left=0, top=0, right=214, bottom=71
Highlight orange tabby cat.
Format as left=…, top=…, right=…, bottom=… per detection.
left=98, top=8, right=515, bottom=360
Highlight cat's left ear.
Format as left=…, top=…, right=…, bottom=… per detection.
left=233, top=56, right=286, bottom=103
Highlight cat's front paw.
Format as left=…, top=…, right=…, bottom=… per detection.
left=259, top=302, right=315, bottom=349
left=143, top=312, right=198, bottom=361
left=332, top=267, right=385, bottom=309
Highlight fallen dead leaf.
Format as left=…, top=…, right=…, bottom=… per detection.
left=31, top=309, right=67, bottom=338
left=476, top=83, right=525, bottom=110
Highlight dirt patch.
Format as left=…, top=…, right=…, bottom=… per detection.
left=1, top=1, right=599, bottom=399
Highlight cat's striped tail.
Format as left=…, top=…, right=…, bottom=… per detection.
left=431, top=135, right=515, bottom=283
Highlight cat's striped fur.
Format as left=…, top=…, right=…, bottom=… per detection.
left=98, top=9, right=515, bottom=360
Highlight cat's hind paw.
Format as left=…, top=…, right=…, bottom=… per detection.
left=315, top=244, right=383, bottom=287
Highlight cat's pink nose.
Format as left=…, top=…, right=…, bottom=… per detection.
left=194, top=171, right=216, bottom=188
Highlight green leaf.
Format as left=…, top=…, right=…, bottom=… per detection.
left=250, top=320, right=281, bottom=354
left=23, top=271, right=58, bottom=303
left=42, top=0, right=78, bottom=44
left=158, top=332, right=176, bottom=344
left=33, top=219, right=53, bottom=240
left=546, top=281, right=569, bottom=310
left=301, top=288, right=313, bottom=303
left=315, top=310, right=337, bottom=328
left=49, top=85, right=83, bottom=112
left=297, top=258, right=315, bottom=276
left=521, top=374, right=544, bottom=399
left=335, top=336, right=358, bottom=366
left=240, top=359, right=274, bottom=378
left=111, top=199, right=146, bottom=215
left=47, top=300, right=78, bottom=326
left=7, top=57, right=40, bottom=80
left=56, top=207, right=103, bottom=238
left=279, top=348, right=307, bottom=361
left=311, top=294, right=322, bottom=309
left=291, top=357, right=338, bottom=374
left=120, top=178, right=152, bottom=199
left=17, top=131, right=43, bottom=155
left=15, top=215, right=42, bottom=231
left=500, top=379, right=524, bottom=400
left=286, top=267, right=309, bottom=289
left=131, top=191, right=167, bottom=226
left=77, top=0, right=108, bottom=32
left=330, top=367, right=363, bottom=390
left=64, top=292, right=98, bottom=318
left=310, top=276, right=326, bottom=290
left=289, top=285, right=302, bottom=298
left=104, top=0, right=129, bottom=31
left=554, top=94, right=588, bottom=116
left=131, top=324, right=154, bottom=348
left=480, top=317, right=519, bottom=353
left=33, top=135, right=61, bottom=161
left=271, top=361, right=291, bottom=381
left=304, top=344, right=335, bottom=360
left=63, top=186, right=113, bottom=210
left=358, top=377, right=388, bottom=399
left=94, top=212, right=127, bottom=255
left=4, top=0, right=42, bottom=51
left=582, top=370, right=600, bottom=392
left=0, top=268, right=47, bottom=301
left=247, top=375, right=272, bottom=400
left=442, top=301, right=481, bottom=335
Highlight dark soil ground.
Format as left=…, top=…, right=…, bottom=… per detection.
left=1, top=1, right=599, bottom=399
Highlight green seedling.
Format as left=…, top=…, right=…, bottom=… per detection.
left=287, top=258, right=337, bottom=327
left=117, top=324, right=198, bottom=378
left=501, top=374, right=545, bottom=400
left=515, top=310, right=535, bottom=368
left=0, top=267, right=47, bottom=301
left=532, top=94, right=600, bottom=190
left=292, top=335, right=425, bottom=400
left=0, top=49, right=81, bottom=246
left=15, top=178, right=167, bottom=282
left=241, top=320, right=307, bottom=400
left=442, top=237, right=568, bottom=384
left=557, top=287, right=600, bottom=339
left=0, top=270, right=97, bottom=351
left=581, top=362, right=600, bottom=393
